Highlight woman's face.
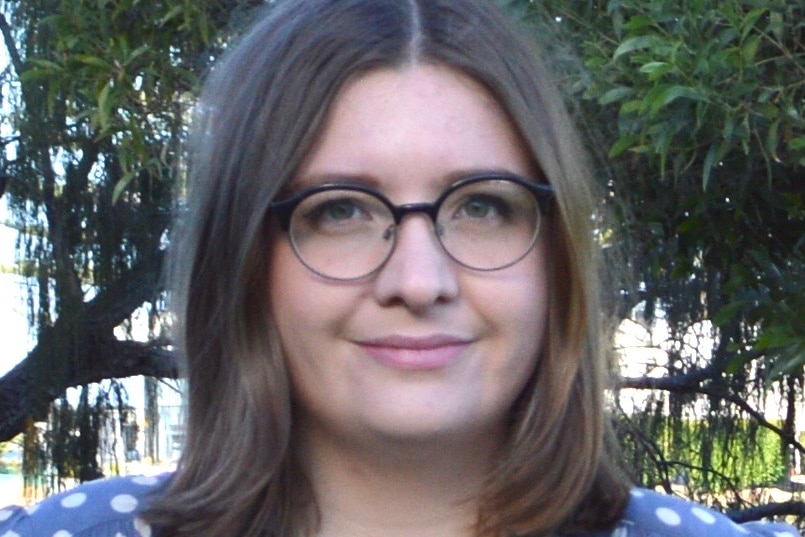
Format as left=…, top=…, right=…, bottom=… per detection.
left=269, top=65, right=549, bottom=448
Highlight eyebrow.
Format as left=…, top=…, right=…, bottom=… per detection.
left=289, top=172, right=380, bottom=192
left=289, top=166, right=538, bottom=194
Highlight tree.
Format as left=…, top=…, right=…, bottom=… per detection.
left=0, top=0, right=260, bottom=475
left=504, top=0, right=803, bottom=524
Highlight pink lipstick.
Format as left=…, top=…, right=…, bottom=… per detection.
left=357, top=335, right=471, bottom=370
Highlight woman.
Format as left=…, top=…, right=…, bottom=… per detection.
left=0, top=1, right=799, bottom=536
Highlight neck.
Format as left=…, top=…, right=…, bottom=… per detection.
left=295, top=423, right=502, bottom=537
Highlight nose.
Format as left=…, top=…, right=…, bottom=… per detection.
left=372, top=214, right=459, bottom=311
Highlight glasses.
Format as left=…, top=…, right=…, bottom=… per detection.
left=268, top=173, right=554, bottom=281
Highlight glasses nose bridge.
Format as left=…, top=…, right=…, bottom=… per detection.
left=389, top=201, right=441, bottom=227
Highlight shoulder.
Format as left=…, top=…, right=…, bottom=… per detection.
left=605, top=488, right=800, bottom=537
left=0, top=473, right=171, bottom=537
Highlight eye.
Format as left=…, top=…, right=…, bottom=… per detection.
left=454, top=194, right=512, bottom=221
left=315, top=198, right=365, bottom=222
left=294, top=190, right=390, bottom=237
left=304, top=196, right=371, bottom=227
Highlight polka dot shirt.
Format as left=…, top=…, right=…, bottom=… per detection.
left=0, top=474, right=165, bottom=537
left=594, top=489, right=801, bottom=537
left=0, top=476, right=799, bottom=536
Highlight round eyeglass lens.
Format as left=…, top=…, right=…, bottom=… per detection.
left=437, top=179, right=541, bottom=270
left=288, top=189, right=395, bottom=279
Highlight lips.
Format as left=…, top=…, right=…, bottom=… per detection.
left=356, top=334, right=472, bottom=370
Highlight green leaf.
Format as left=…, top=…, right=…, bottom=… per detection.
left=620, top=100, right=642, bottom=114
left=19, top=69, right=56, bottom=83
left=725, top=352, right=748, bottom=375
left=769, top=11, right=784, bottom=41
left=613, top=35, right=659, bottom=59
left=742, top=34, right=761, bottom=63
left=598, top=86, right=635, bottom=106
left=26, top=59, right=63, bottom=71
left=124, top=45, right=150, bottom=66
left=788, top=137, right=805, bottom=151
left=756, top=330, right=797, bottom=351
left=112, top=169, right=137, bottom=204
left=608, top=135, right=636, bottom=158
left=766, top=119, right=780, bottom=161
left=97, top=81, right=114, bottom=130
left=199, top=12, right=211, bottom=44
left=650, top=85, right=703, bottom=114
left=723, top=114, right=738, bottom=141
left=639, top=61, right=669, bottom=74
left=756, top=103, right=779, bottom=120
left=159, top=5, right=184, bottom=26
left=702, top=141, right=729, bottom=190
left=675, top=215, right=701, bottom=234
left=623, top=14, right=654, bottom=32
left=642, top=62, right=673, bottom=81
left=741, top=7, right=767, bottom=40
left=766, top=344, right=805, bottom=381
left=713, top=301, right=744, bottom=326
left=782, top=100, right=800, bottom=121
left=75, top=54, right=111, bottom=69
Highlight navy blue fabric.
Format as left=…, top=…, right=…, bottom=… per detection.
left=0, top=475, right=799, bottom=536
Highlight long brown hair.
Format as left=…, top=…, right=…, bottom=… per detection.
left=144, top=1, right=631, bottom=535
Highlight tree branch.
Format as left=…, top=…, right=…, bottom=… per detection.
left=729, top=501, right=805, bottom=523
left=0, top=13, right=24, bottom=77
left=0, top=333, right=178, bottom=442
left=620, top=372, right=805, bottom=454
left=85, top=249, right=165, bottom=332
left=619, top=364, right=717, bottom=392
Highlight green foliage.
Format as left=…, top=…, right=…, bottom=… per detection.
left=46, top=383, right=133, bottom=483
left=585, top=1, right=803, bottom=186
left=1, top=0, right=246, bottom=302
left=618, top=408, right=788, bottom=496
left=0, top=439, right=22, bottom=474
left=516, top=0, right=803, bottom=381
left=15, top=0, right=221, bottom=200
left=48, top=390, right=103, bottom=483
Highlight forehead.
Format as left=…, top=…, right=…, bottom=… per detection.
left=292, top=64, right=534, bottom=196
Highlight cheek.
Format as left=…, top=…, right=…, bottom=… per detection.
left=500, top=240, right=549, bottom=337
left=270, top=240, right=321, bottom=336
left=470, top=240, right=549, bottom=379
left=267, top=239, right=357, bottom=362
left=498, top=244, right=550, bottom=384
left=269, top=241, right=318, bottom=355
left=268, top=241, right=327, bottom=401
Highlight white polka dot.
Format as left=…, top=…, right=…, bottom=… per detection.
left=732, top=523, right=749, bottom=534
left=25, top=503, right=39, bottom=515
left=53, top=531, right=72, bottom=537
left=610, top=527, right=628, bottom=537
left=629, top=489, right=645, bottom=497
left=655, top=506, right=682, bottom=526
left=0, top=510, right=12, bottom=522
left=60, top=492, right=87, bottom=508
left=774, top=532, right=796, bottom=537
left=131, top=476, right=159, bottom=486
left=110, top=494, right=138, bottom=513
left=2, top=531, right=21, bottom=537
left=134, top=517, right=152, bottom=537
left=691, top=506, right=717, bottom=524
